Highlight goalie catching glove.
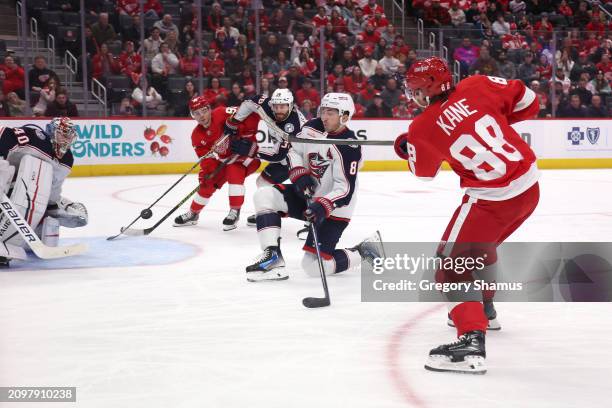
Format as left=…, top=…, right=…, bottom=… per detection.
left=46, top=197, right=88, bottom=228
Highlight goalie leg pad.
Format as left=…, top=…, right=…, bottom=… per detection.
left=46, top=197, right=88, bottom=228
left=0, top=156, right=52, bottom=247
left=37, top=216, right=60, bottom=247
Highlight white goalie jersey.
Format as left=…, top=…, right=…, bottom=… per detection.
left=287, top=118, right=363, bottom=220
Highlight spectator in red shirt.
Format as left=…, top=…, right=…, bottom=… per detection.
left=423, top=0, right=451, bottom=27
left=330, top=7, right=348, bottom=36
left=363, top=0, right=384, bottom=17
left=313, top=6, right=329, bottom=28
left=92, top=43, right=119, bottom=80
left=204, top=77, right=228, bottom=107
left=393, top=35, right=411, bottom=58
left=0, top=56, right=25, bottom=96
left=118, top=41, right=142, bottom=84
left=326, top=64, right=345, bottom=89
left=117, top=0, right=138, bottom=16
left=534, top=13, right=553, bottom=41
left=207, top=2, right=223, bottom=32
left=586, top=14, right=605, bottom=37
left=343, top=66, right=368, bottom=96
left=357, top=79, right=377, bottom=107
left=144, top=0, right=162, bottom=17
left=369, top=11, right=390, bottom=31
left=557, top=0, right=573, bottom=18
left=296, top=78, right=320, bottom=109
left=203, top=48, right=225, bottom=78
left=536, top=54, right=553, bottom=80
left=293, top=48, right=317, bottom=78
left=361, top=23, right=381, bottom=46
left=179, top=45, right=200, bottom=77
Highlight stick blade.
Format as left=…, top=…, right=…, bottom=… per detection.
left=30, top=242, right=88, bottom=259
left=119, top=227, right=147, bottom=237
left=302, top=296, right=331, bottom=308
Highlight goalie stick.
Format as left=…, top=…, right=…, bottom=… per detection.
left=107, top=133, right=232, bottom=241
left=253, top=105, right=393, bottom=146
left=0, top=193, right=87, bottom=259
left=117, top=155, right=237, bottom=238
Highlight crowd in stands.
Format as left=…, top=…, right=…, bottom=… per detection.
left=0, top=0, right=610, bottom=118
left=416, top=0, right=612, bottom=117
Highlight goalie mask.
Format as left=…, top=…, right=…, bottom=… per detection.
left=269, top=88, right=293, bottom=122
left=45, top=117, right=77, bottom=159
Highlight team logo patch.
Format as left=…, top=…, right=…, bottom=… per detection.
left=567, top=127, right=584, bottom=146
left=308, top=152, right=331, bottom=179
left=586, top=127, right=600, bottom=145
left=284, top=123, right=295, bottom=133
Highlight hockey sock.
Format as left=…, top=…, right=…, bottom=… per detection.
left=190, top=192, right=210, bottom=214
left=256, top=211, right=281, bottom=250
left=449, top=301, right=489, bottom=336
left=228, top=184, right=245, bottom=209
left=332, top=249, right=362, bottom=274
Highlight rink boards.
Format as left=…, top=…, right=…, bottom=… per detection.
left=2, top=118, right=611, bottom=176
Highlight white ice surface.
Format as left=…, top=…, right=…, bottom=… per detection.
left=1, top=169, right=611, bottom=408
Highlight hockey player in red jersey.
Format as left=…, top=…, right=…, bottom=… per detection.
left=394, top=57, right=540, bottom=374
left=173, top=96, right=261, bottom=231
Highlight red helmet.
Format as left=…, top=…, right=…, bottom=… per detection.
left=405, top=56, right=452, bottom=99
left=188, top=95, right=210, bottom=113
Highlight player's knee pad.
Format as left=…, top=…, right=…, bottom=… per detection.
left=254, top=186, right=286, bottom=213
left=301, top=252, right=335, bottom=277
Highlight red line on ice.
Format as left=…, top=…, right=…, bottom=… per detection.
left=386, top=304, right=446, bottom=408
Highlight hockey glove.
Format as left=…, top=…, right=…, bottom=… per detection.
left=46, top=197, right=88, bottom=228
left=304, top=198, right=333, bottom=226
left=289, top=167, right=316, bottom=199
left=230, top=138, right=258, bottom=157
left=223, top=118, right=239, bottom=138
left=394, top=132, right=410, bottom=161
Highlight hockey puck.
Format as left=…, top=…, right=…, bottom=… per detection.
left=141, top=209, right=153, bottom=219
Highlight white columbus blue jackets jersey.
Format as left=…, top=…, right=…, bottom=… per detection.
left=234, top=93, right=306, bottom=162
left=287, top=118, right=362, bottom=220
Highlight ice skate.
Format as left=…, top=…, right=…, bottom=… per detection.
left=246, top=244, right=288, bottom=282
left=246, top=214, right=256, bottom=227
left=351, top=230, right=385, bottom=265
left=173, top=211, right=199, bottom=227
left=223, top=209, right=240, bottom=231
left=425, top=330, right=486, bottom=374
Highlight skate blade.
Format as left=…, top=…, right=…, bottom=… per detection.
left=173, top=221, right=198, bottom=227
left=223, top=224, right=238, bottom=231
left=246, top=269, right=289, bottom=282
left=425, top=355, right=487, bottom=375
left=447, top=319, right=501, bottom=331
left=246, top=221, right=256, bottom=227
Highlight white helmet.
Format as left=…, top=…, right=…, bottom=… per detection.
left=269, top=88, right=294, bottom=111
left=319, top=92, right=355, bottom=125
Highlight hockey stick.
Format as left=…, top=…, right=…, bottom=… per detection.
left=0, top=193, right=87, bottom=259
left=107, top=134, right=232, bottom=241
left=288, top=135, right=394, bottom=146
left=119, top=155, right=237, bottom=237
left=302, top=198, right=331, bottom=308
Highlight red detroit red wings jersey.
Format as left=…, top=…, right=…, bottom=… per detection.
left=405, top=75, right=540, bottom=201
left=191, top=106, right=260, bottom=159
